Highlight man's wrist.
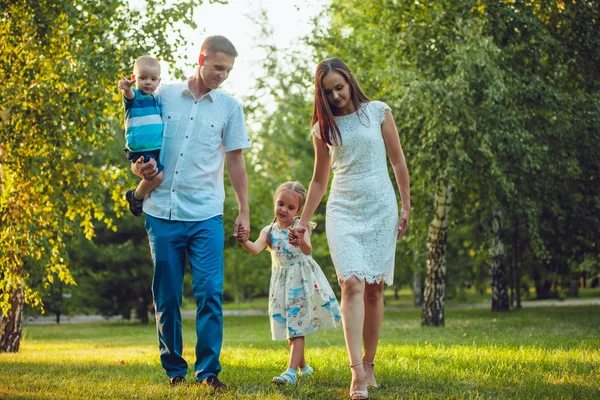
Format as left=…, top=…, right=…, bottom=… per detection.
left=238, top=206, right=250, bottom=215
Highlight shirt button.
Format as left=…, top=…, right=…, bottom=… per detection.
left=175, top=171, right=178, bottom=174
left=191, top=117, right=194, bottom=120
left=180, top=153, right=183, bottom=156
left=185, top=135, right=188, bottom=138
left=172, top=189, right=175, bottom=192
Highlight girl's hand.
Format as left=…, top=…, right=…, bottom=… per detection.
left=288, top=224, right=306, bottom=247
left=236, top=226, right=248, bottom=243
left=397, top=208, right=409, bottom=240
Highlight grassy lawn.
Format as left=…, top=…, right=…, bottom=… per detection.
left=1, top=306, right=599, bottom=399
left=212, top=287, right=600, bottom=311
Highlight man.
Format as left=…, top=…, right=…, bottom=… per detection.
left=132, top=35, right=251, bottom=389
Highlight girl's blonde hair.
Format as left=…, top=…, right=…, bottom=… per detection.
left=267, top=181, right=307, bottom=248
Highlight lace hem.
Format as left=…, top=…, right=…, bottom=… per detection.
left=337, top=270, right=394, bottom=286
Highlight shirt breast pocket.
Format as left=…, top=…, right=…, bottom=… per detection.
left=162, top=112, right=181, bottom=138
left=200, top=118, right=224, bottom=148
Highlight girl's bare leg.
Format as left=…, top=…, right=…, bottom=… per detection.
left=287, top=336, right=305, bottom=370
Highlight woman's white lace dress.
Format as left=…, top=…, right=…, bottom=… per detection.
left=313, top=101, right=398, bottom=285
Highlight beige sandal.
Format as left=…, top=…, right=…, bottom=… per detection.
left=349, top=363, right=369, bottom=400
left=363, top=359, right=378, bottom=388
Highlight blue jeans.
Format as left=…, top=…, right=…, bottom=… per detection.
left=145, top=214, right=224, bottom=381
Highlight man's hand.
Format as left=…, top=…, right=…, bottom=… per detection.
left=132, top=156, right=158, bottom=180
left=234, top=213, right=250, bottom=243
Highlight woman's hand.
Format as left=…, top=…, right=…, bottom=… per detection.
left=288, top=224, right=307, bottom=247
left=397, top=208, right=410, bottom=240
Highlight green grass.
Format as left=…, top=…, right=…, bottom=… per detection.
left=1, top=307, right=599, bottom=399
left=211, top=287, right=600, bottom=311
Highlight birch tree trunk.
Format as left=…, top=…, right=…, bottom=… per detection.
left=0, top=285, right=24, bottom=352
left=490, top=211, right=510, bottom=312
left=422, top=183, right=452, bottom=327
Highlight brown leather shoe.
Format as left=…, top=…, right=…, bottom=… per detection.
left=200, top=375, right=227, bottom=391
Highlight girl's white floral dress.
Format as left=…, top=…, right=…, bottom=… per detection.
left=264, top=222, right=342, bottom=340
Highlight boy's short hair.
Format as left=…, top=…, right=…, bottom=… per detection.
left=133, top=56, right=161, bottom=75
left=200, top=35, right=238, bottom=58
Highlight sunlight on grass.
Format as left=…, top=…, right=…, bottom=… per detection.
left=1, top=307, right=599, bottom=399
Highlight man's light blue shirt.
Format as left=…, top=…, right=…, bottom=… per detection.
left=143, top=80, right=252, bottom=221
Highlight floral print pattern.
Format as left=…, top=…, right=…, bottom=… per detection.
left=265, top=223, right=342, bottom=340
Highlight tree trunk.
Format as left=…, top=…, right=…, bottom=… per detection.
left=513, top=216, right=521, bottom=309
left=137, top=297, right=150, bottom=325
left=0, top=286, right=24, bottom=353
left=422, top=183, right=451, bottom=327
left=413, top=270, right=424, bottom=306
left=490, top=211, right=510, bottom=312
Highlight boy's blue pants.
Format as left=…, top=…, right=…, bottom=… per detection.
left=145, top=214, right=224, bottom=381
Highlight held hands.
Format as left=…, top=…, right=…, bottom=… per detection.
left=288, top=224, right=307, bottom=247
left=236, top=226, right=249, bottom=243
left=397, top=208, right=410, bottom=240
left=234, top=214, right=250, bottom=243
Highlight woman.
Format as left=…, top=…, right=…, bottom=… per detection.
left=290, top=58, right=410, bottom=400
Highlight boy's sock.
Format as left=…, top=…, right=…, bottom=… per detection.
left=133, top=190, right=144, bottom=200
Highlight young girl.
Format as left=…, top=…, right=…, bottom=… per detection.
left=237, top=181, right=342, bottom=385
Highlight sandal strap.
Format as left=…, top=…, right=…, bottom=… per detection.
left=362, top=359, right=375, bottom=366
left=349, top=389, right=369, bottom=399
left=280, top=371, right=297, bottom=384
left=350, top=362, right=363, bottom=368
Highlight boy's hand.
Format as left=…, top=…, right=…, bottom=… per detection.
left=118, top=76, right=136, bottom=100
left=118, top=76, right=135, bottom=91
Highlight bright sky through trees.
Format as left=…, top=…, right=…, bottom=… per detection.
left=129, top=0, right=329, bottom=97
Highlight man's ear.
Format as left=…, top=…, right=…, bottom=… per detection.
left=198, top=53, right=206, bottom=67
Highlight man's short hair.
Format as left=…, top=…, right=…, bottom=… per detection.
left=200, top=35, right=238, bottom=58
left=133, top=56, right=161, bottom=74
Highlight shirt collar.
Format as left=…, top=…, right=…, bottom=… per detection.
left=181, top=78, right=217, bottom=102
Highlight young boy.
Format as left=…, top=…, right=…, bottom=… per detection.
left=118, top=55, right=164, bottom=216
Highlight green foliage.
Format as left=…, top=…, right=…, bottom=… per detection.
left=306, top=0, right=600, bottom=300
left=0, top=0, right=205, bottom=318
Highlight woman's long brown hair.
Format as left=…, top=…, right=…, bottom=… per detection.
left=312, top=58, right=370, bottom=146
